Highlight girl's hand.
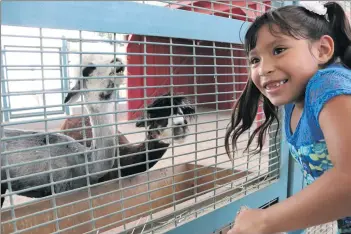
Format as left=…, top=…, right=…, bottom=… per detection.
left=227, top=207, right=270, bottom=234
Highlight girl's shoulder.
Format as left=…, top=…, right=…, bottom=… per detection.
left=305, top=63, right=351, bottom=124
left=284, top=64, right=351, bottom=146
left=307, top=63, right=351, bottom=89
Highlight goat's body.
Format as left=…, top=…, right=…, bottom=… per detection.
left=1, top=119, right=115, bottom=206
left=99, top=139, right=169, bottom=181
left=60, top=116, right=169, bottom=181
left=1, top=128, right=97, bottom=206
left=1, top=128, right=168, bottom=205
left=60, top=116, right=93, bottom=147
left=60, top=116, right=129, bottom=148
left=60, top=93, right=196, bottom=183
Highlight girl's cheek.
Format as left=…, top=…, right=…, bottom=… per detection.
left=251, top=75, right=261, bottom=88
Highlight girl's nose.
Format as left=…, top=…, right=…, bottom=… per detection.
left=258, top=58, right=275, bottom=77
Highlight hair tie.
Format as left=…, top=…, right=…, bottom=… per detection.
left=300, top=1, right=327, bottom=16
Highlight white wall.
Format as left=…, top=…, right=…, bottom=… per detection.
left=1, top=25, right=128, bottom=128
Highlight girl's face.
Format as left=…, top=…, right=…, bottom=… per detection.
left=248, top=24, right=322, bottom=107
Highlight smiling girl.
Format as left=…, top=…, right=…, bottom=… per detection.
left=224, top=1, right=351, bottom=234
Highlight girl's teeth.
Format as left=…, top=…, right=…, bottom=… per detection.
left=266, top=82, right=281, bottom=90
left=266, top=80, right=287, bottom=90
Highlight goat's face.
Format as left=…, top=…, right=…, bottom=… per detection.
left=136, top=94, right=195, bottom=143
left=64, top=55, right=125, bottom=112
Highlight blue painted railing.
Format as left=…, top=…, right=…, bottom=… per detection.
left=2, top=1, right=250, bottom=44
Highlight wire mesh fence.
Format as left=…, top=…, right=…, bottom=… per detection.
left=1, top=1, right=345, bottom=234
left=1, top=27, right=280, bottom=234
left=1, top=1, right=282, bottom=233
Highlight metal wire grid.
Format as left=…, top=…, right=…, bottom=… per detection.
left=212, top=198, right=280, bottom=234
left=212, top=202, right=337, bottom=234
left=1, top=1, right=283, bottom=234
left=213, top=218, right=338, bottom=234
left=213, top=214, right=338, bottom=234
left=1, top=30, right=279, bottom=234
left=305, top=222, right=338, bottom=234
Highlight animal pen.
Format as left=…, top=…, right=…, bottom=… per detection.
left=1, top=1, right=350, bottom=234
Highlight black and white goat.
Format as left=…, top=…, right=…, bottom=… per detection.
left=135, top=92, right=195, bottom=143
left=61, top=92, right=196, bottom=181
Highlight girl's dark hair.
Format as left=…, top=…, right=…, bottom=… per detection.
left=225, top=2, right=351, bottom=160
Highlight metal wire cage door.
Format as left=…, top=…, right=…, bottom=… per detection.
left=1, top=1, right=292, bottom=234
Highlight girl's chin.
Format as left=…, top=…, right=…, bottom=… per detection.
left=266, top=97, right=290, bottom=107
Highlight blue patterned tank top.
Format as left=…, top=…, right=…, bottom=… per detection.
left=284, top=63, right=351, bottom=234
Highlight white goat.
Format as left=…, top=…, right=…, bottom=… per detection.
left=1, top=54, right=124, bottom=207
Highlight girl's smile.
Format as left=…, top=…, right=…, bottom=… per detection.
left=226, top=2, right=351, bottom=233
left=263, top=78, right=289, bottom=94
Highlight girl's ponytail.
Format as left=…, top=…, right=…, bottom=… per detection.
left=224, top=78, right=279, bottom=161
left=324, top=2, right=351, bottom=67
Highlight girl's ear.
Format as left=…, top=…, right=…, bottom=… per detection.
left=317, top=35, right=335, bottom=64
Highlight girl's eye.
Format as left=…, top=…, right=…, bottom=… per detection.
left=250, top=58, right=260, bottom=64
left=273, top=47, right=286, bottom=55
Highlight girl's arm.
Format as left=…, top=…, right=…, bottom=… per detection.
left=262, top=95, right=351, bottom=233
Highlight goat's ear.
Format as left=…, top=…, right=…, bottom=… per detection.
left=64, top=81, right=81, bottom=104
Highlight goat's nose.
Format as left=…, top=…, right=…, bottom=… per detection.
left=173, top=116, right=185, bottom=125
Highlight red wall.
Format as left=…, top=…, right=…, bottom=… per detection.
left=126, top=37, right=251, bottom=120
left=126, top=1, right=270, bottom=120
